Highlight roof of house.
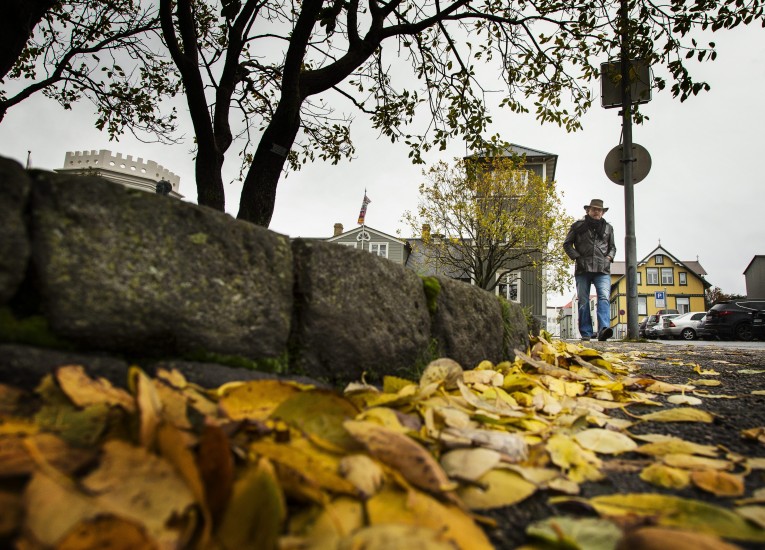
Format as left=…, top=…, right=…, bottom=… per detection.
left=611, top=245, right=708, bottom=276
left=744, top=255, right=765, bottom=274
left=467, top=143, right=558, bottom=182
left=404, top=238, right=470, bottom=278
left=610, top=245, right=711, bottom=288
left=326, top=225, right=407, bottom=244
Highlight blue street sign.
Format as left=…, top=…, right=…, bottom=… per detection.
left=655, top=291, right=666, bottom=307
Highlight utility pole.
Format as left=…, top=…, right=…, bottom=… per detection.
left=620, top=0, right=639, bottom=339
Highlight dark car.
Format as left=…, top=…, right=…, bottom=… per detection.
left=753, top=310, right=765, bottom=340
left=704, top=299, right=765, bottom=341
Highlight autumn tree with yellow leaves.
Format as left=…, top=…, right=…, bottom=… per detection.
left=403, top=156, right=573, bottom=294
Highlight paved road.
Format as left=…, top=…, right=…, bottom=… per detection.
left=561, top=338, right=765, bottom=351
left=648, top=338, right=765, bottom=350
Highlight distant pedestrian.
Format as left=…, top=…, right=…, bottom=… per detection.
left=563, top=199, right=617, bottom=341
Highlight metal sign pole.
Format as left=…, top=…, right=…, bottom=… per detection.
left=620, top=0, right=639, bottom=339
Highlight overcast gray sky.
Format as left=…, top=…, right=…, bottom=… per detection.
left=1, top=24, right=762, bottom=305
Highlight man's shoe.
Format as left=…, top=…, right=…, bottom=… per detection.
left=598, top=327, right=613, bottom=341
left=580, top=336, right=591, bottom=342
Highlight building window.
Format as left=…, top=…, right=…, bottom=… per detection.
left=661, top=268, right=674, bottom=285
left=646, top=268, right=659, bottom=285
left=497, top=272, right=521, bottom=303
left=636, top=271, right=642, bottom=286
left=337, top=242, right=356, bottom=248
left=676, top=297, right=690, bottom=314
left=638, top=296, right=647, bottom=315
left=655, top=255, right=664, bottom=265
left=679, top=272, right=687, bottom=286
left=369, top=243, right=388, bottom=258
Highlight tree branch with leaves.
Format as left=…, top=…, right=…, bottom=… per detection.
left=0, top=0, right=179, bottom=140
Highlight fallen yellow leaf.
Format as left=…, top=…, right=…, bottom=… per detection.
left=640, top=463, right=691, bottom=489
left=691, top=469, right=745, bottom=497
left=638, top=407, right=713, bottom=423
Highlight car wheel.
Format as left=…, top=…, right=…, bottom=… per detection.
left=734, top=322, right=754, bottom=341
left=681, top=328, right=696, bottom=340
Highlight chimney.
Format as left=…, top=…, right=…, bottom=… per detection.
left=333, top=223, right=344, bottom=236
left=422, top=223, right=431, bottom=240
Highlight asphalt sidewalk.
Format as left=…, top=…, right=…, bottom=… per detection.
left=489, top=339, right=765, bottom=549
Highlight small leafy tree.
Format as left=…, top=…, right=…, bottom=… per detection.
left=0, top=0, right=179, bottom=139
left=705, top=286, right=746, bottom=309
left=402, top=155, right=573, bottom=294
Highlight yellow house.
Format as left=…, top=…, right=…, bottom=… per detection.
left=609, top=245, right=711, bottom=337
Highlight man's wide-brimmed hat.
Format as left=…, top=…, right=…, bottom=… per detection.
left=584, top=199, right=608, bottom=212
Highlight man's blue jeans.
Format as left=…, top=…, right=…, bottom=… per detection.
left=575, top=272, right=611, bottom=339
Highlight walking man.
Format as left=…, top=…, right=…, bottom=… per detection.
left=563, top=199, right=617, bottom=341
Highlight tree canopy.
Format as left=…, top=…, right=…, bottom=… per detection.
left=0, top=0, right=179, bottom=139
left=402, top=156, right=573, bottom=293
left=3, top=0, right=763, bottom=227
left=160, top=0, right=765, bottom=226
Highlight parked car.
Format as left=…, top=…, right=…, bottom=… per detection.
left=662, top=312, right=706, bottom=340
left=646, top=313, right=680, bottom=339
left=638, top=317, right=649, bottom=338
left=754, top=310, right=765, bottom=340
left=695, top=317, right=716, bottom=340
left=704, top=299, right=765, bottom=341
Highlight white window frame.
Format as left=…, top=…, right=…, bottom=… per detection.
left=497, top=271, right=521, bottom=303
left=636, top=271, right=642, bottom=286
left=369, top=242, right=388, bottom=258
left=678, top=272, right=687, bottom=286
left=655, top=254, right=664, bottom=265
left=638, top=296, right=647, bottom=315
left=661, top=267, right=674, bottom=285
left=337, top=241, right=357, bottom=248
left=646, top=267, right=659, bottom=285
left=676, top=297, right=690, bottom=314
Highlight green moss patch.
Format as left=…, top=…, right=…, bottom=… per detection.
left=183, top=349, right=289, bottom=374
left=0, top=306, right=76, bottom=350
left=421, top=276, right=441, bottom=316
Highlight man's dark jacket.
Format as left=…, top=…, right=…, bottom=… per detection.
left=563, top=217, right=617, bottom=275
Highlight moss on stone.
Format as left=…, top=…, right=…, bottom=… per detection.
left=188, top=232, right=209, bottom=245
left=421, top=276, right=441, bottom=316
left=0, top=307, right=76, bottom=350
left=183, top=349, right=289, bottom=374
left=497, top=297, right=516, bottom=360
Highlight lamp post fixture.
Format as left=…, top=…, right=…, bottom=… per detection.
left=155, top=179, right=172, bottom=196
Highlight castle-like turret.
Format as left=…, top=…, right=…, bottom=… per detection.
left=56, top=150, right=183, bottom=198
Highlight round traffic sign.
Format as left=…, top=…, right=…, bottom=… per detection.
left=604, top=143, right=651, bottom=185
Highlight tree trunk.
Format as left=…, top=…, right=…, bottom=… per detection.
left=194, top=146, right=226, bottom=212
left=236, top=102, right=301, bottom=226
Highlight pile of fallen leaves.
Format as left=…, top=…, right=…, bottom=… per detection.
left=2, top=335, right=765, bottom=549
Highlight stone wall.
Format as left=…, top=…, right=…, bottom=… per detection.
left=0, top=156, right=529, bottom=388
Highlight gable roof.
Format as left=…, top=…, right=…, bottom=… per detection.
left=611, top=245, right=707, bottom=276
left=744, top=255, right=765, bottom=274
left=327, top=225, right=407, bottom=244
left=610, top=245, right=711, bottom=288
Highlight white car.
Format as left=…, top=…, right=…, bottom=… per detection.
left=661, top=312, right=707, bottom=340
left=646, top=313, right=679, bottom=338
